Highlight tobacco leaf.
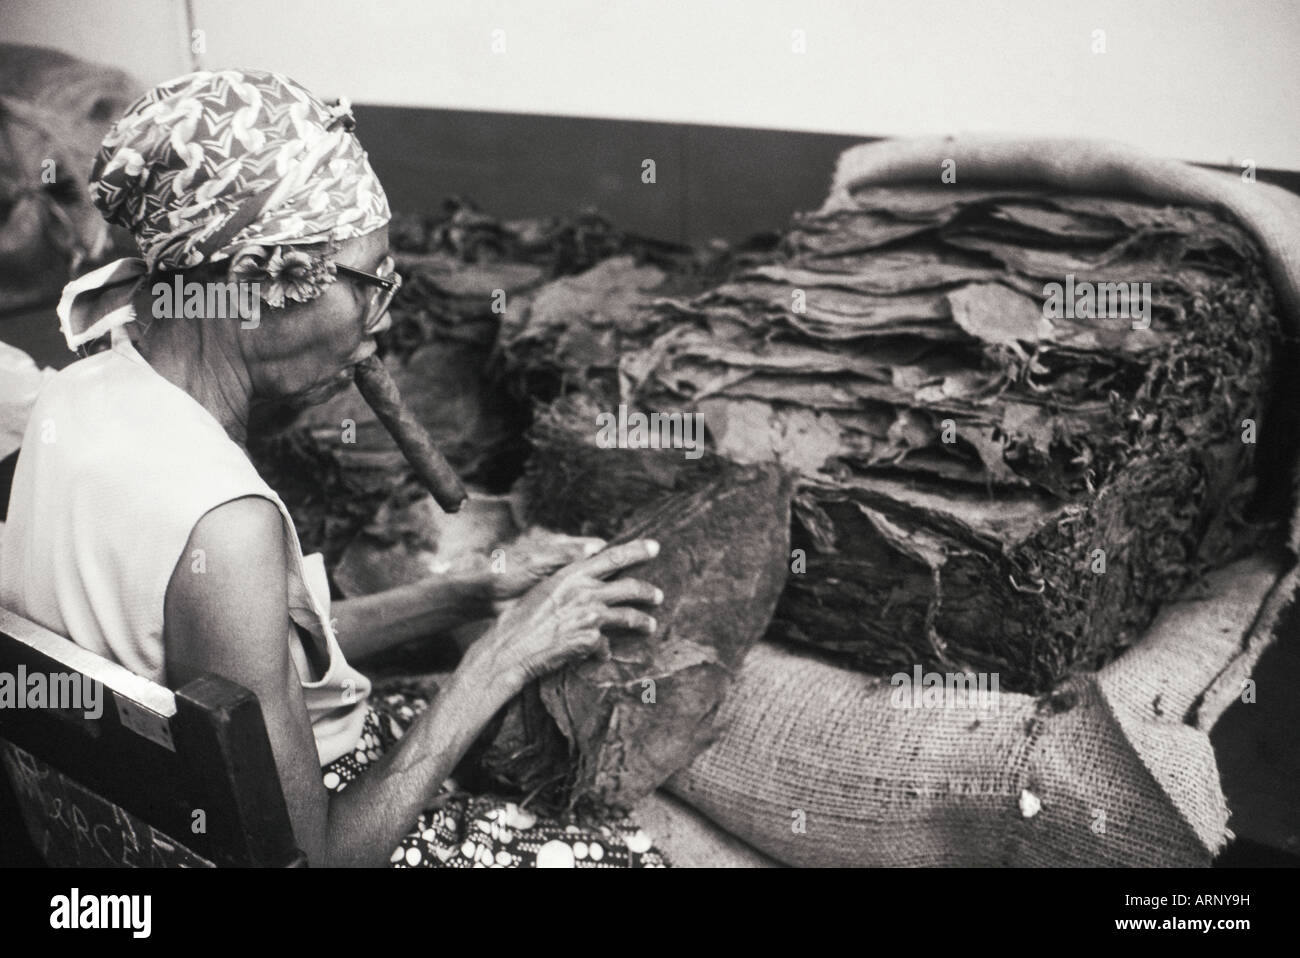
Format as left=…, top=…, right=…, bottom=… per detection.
left=480, top=462, right=794, bottom=813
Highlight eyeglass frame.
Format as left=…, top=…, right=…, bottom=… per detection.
left=335, top=255, right=401, bottom=333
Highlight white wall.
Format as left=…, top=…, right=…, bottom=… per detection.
left=3, top=0, right=1298, bottom=169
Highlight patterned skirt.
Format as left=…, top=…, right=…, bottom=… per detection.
left=321, top=686, right=668, bottom=868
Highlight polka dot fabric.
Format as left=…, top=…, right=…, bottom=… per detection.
left=322, top=688, right=669, bottom=868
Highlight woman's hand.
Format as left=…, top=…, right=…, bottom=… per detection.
left=483, top=533, right=608, bottom=613
left=328, top=534, right=624, bottom=662
left=458, top=538, right=664, bottom=704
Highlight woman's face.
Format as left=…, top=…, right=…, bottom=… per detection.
left=241, top=226, right=391, bottom=411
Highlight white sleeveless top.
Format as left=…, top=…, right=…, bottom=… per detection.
left=0, top=330, right=370, bottom=765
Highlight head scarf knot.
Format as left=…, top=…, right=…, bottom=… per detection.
left=57, top=69, right=391, bottom=351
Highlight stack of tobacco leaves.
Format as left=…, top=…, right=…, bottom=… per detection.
left=478, top=462, right=793, bottom=813
left=507, top=187, right=1288, bottom=694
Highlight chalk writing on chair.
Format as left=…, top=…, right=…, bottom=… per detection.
left=0, top=740, right=211, bottom=867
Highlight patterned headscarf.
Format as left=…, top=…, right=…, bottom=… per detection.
left=56, top=69, right=391, bottom=351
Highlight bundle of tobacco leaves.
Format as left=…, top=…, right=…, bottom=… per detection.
left=478, top=462, right=793, bottom=813
left=505, top=187, right=1289, bottom=693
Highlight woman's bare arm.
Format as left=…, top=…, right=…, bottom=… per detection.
left=162, top=496, right=510, bottom=867
left=161, top=495, right=661, bottom=867
left=330, top=576, right=493, bottom=661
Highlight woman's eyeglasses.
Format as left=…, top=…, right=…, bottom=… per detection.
left=335, top=255, right=401, bottom=333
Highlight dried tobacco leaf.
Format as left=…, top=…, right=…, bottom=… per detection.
left=480, top=462, right=794, bottom=813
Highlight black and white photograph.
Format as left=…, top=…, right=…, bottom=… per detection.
left=0, top=0, right=1296, bottom=936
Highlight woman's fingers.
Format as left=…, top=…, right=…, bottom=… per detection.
left=571, top=539, right=660, bottom=581
left=593, top=605, right=658, bottom=634
left=569, top=536, right=608, bottom=558
left=588, top=577, right=663, bottom=607
left=500, top=545, right=664, bottom=682
left=528, top=536, right=607, bottom=571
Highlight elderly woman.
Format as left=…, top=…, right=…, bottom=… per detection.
left=0, top=70, right=666, bottom=867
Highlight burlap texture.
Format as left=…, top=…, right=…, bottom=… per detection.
left=662, top=136, right=1300, bottom=867
left=667, top=553, right=1285, bottom=867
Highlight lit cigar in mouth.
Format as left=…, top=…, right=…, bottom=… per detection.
left=352, top=353, right=467, bottom=513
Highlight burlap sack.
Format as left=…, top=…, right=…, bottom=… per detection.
left=669, top=553, right=1291, bottom=867
left=664, top=136, right=1300, bottom=867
